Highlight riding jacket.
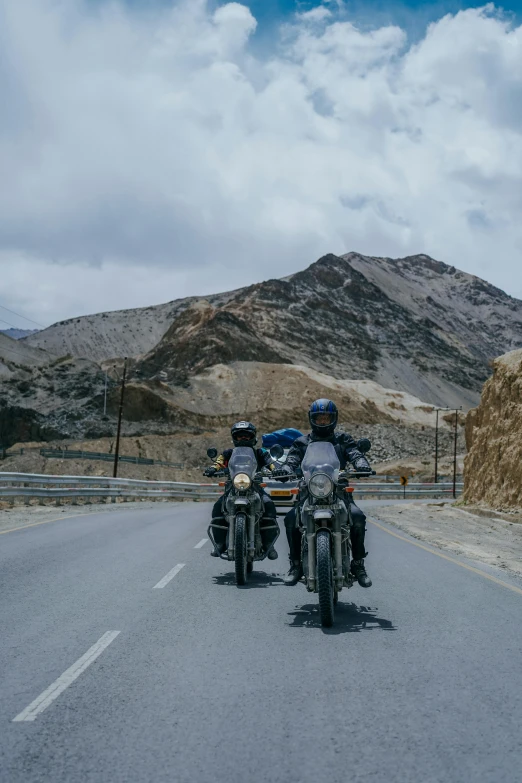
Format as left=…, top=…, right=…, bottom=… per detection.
left=285, top=431, right=370, bottom=473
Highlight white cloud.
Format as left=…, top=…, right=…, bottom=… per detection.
left=1, top=1, right=522, bottom=325
left=297, top=7, right=332, bottom=24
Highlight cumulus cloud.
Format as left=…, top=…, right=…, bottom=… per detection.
left=297, top=6, right=333, bottom=23
left=1, top=0, right=522, bottom=324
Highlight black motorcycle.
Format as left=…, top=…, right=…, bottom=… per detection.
left=270, top=440, right=374, bottom=627
left=205, top=447, right=280, bottom=586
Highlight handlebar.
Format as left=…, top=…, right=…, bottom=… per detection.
left=202, top=467, right=229, bottom=478
left=269, top=470, right=376, bottom=482
left=202, top=468, right=272, bottom=480
left=202, top=467, right=375, bottom=481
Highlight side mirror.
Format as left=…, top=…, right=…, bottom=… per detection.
left=269, top=444, right=284, bottom=460
left=357, top=438, right=371, bottom=454
left=206, top=447, right=218, bottom=460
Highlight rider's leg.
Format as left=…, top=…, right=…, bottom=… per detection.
left=260, top=493, right=280, bottom=560
left=346, top=496, right=372, bottom=587
left=209, top=497, right=228, bottom=557
left=283, top=506, right=303, bottom=585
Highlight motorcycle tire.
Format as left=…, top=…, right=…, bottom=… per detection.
left=235, top=513, right=248, bottom=586
left=316, top=529, right=334, bottom=627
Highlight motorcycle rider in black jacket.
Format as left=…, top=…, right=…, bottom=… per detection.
left=277, top=399, right=373, bottom=588
left=204, top=421, right=280, bottom=560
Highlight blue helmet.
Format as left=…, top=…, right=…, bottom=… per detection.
left=309, top=399, right=338, bottom=437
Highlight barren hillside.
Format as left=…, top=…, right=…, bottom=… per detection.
left=464, top=349, right=522, bottom=511
left=24, top=252, right=522, bottom=408
left=0, top=331, right=52, bottom=378
left=0, top=355, right=464, bottom=477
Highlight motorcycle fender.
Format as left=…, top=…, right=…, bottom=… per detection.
left=307, top=531, right=317, bottom=589
left=313, top=509, right=334, bottom=521
left=233, top=498, right=249, bottom=507
left=332, top=530, right=344, bottom=591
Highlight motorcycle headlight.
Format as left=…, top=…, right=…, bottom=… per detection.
left=308, top=473, right=333, bottom=498
left=233, top=473, right=252, bottom=490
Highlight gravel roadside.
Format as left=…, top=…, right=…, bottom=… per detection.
left=365, top=501, right=522, bottom=579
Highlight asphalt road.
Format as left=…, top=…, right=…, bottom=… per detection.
left=1, top=500, right=521, bottom=783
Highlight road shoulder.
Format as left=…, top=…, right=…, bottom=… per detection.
left=364, top=501, right=522, bottom=580
left=0, top=500, right=177, bottom=534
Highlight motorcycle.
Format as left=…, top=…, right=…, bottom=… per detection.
left=271, top=439, right=374, bottom=627
left=205, top=447, right=280, bottom=586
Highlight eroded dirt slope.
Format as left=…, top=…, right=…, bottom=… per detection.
left=464, top=349, right=522, bottom=510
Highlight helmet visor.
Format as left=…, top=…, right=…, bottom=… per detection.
left=233, top=430, right=254, bottom=442
left=310, top=412, right=336, bottom=428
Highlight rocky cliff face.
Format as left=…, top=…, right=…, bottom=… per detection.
left=464, top=349, right=522, bottom=510
left=24, top=252, right=522, bottom=409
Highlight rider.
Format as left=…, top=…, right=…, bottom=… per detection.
left=204, top=421, right=280, bottom=560
left=278, top=399, right=373, bottom=588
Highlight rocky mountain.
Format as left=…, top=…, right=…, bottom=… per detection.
left=0, top=331, right=51, bottom=378
left=24, top=252, right=522, bottom=409
left=0, top=328, right=39, bottom=340
left=133, top=253, right=522, bottom=408
left=464, top=349, right=522, bottom=510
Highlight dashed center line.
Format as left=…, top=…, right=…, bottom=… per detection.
left=194, top=538, right=209, bottom=549
left=153, top=563, right=186, bottom=589
left=12, top=631, right=120, bottom=722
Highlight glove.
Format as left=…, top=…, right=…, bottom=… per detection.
left=354, top=458, right=371, bottom=472
left=272, top=466, right=293, bottom=483
left=272, top=465, right=292, bottom=477
left=204, top=466, right=217, bottom=477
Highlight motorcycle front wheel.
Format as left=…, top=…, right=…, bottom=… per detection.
left=234, top=513, right=248, bottom=586
left=316, top=529, right=334, bottom=627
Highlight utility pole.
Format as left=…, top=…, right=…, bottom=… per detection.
left=433, top=406, right=451, bottom=483
left=113, top=358, right=127, bottom=479
left=453, top=407, right=462, bottom=499
left=434, top=408, right=439, bottom=484
left=103, top=370, right=108, bottom=417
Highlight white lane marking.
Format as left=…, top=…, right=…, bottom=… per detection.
left=12, top=631, right=120, bottom=722
left=194, top=538, right=209, bottom=549
left=153, top=563, right=185, bottom=589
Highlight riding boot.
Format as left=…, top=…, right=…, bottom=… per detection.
left=350, top=559, right=372, bottom=588
left=284, top=557, right=303, bottom=586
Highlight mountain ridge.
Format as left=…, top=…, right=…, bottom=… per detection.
left=22, top=251, right=522, bottom=409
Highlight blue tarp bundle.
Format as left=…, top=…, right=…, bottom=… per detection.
left=262, top=428, right=303, bottom=448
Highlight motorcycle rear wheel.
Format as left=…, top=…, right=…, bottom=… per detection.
left=316, top=529, right=334, bottom=627
left=235, top=513, right=248, bottom=586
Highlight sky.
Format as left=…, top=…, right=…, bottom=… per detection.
left=2, top=0, right=522, bottom=328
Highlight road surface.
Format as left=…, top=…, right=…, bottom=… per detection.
left=1, top=501, right=521, bottom=782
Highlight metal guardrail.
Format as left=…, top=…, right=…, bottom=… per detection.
left=0, top=472, right=221, bottom=504
left=0, top=447, right=184, bottom=469
left=0, top=472, right=463, bottom=507
left=39, top=449, right=184, bottom=468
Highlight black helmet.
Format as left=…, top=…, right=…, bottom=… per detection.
left=309, top=399, right=338, bottom=437
left=231, top=420, right=257, bottom=448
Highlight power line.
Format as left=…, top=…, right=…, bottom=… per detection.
left=0, top=303, right=45, bottom=328
left=0, top=316, right=22, bottom=330
left=0, top=345, right=46, bottom=362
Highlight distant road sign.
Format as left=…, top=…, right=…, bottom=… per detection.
left=400, top=476, right=409, bottom=486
